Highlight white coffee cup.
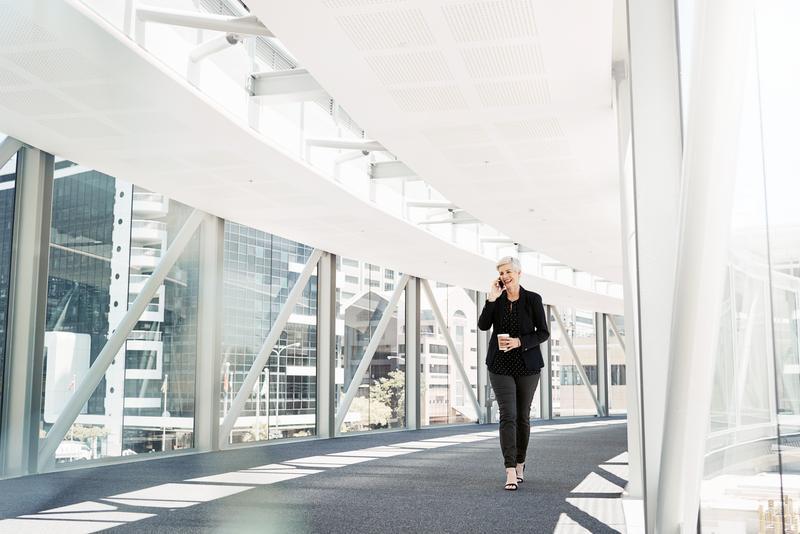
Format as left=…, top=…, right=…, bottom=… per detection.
left=497, top=333, right=510, bottom=352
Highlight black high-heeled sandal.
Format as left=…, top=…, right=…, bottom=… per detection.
left=516, top=463, right=526, bottom=483
left=504, top=482, right=518, bottom=491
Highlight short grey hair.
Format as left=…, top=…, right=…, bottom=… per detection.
left=496, top=256, right=521, bottom=272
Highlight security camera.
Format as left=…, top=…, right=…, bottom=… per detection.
left=361, top=150, right=370, bottom=156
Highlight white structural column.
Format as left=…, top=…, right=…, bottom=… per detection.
left=104, top=180, right=134, bottom=457
left=38, top=210, right=207, bottom=469
left=625, top=0, right=684, bottom=523
left=551, top=306, right=603, bottom=416
left=596, top=313, right=609, bottom=416
left=405, top=277, right=421, bottom=430
left=612, top=0, right=646, bottom=502
left=335, top=275, right=410, bottom=431
left=1, top=147, right=53, bottom=477
left=219, top=249, right=323, bottom=442
left=316, top=252, right=336, bottom=439
left=476, top=292, right=490, bottom=423
left=539, top=305, right=553, bottom=420
left=194, top=216, right=224, bottom=452
left=421, top=280, right=481, bottom=422
left=656, top=1, right=753, bottom=531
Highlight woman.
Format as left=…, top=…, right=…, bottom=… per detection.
left=478, top=256, right=550, bottom=491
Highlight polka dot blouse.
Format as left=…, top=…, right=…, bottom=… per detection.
left=488, top=299, right=538, bottom=376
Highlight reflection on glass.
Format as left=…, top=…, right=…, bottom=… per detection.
left=552, top=308, right=598, bottom=417
left=420, top=282, right=478, bottom=426
left=698, top=7, right=784, bottom=529
left=760, top=1, right=800, bottom=528
left=221, top=224, right=317, bottom=444
left=41, top=162, right=200, bottom=464
left=336, top=258, right=405, bottom=433
left=606, top=315, right=627, bottom=415
left=0, top=150, right=17, bottom=441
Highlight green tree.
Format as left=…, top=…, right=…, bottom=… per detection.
left=372, top=369, right=405, bottom=427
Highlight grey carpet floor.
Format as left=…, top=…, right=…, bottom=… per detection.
left=0, top=417, right=628, bottom=533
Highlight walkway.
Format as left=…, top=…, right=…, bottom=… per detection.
left=0, top=418, right=628, bottom=533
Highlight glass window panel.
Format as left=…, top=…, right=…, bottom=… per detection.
left=694, top=7, right=783, bottom=528
left=220, top=223, right=317, bottom=444
left=0, top=150, right=17, bottom=441
left=606, top=315, right=627, bottom=415
left=41, top=164, right=201, bottom=464
left=336, top=258, right=405, bottom=433
left=420, top=282, right=478, bottom=426
left=760, top=3, right=800, bottom=529
left=552, top=308, right=597, bottom=417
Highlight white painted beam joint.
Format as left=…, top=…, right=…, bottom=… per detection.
left=248, top=69, right=327, bottom=102
left=137, top=6, right=273, bottom=37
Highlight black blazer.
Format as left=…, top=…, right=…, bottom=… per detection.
left=478, top=287, right=550, bottom=372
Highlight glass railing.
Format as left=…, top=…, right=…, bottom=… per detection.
left=77, top=0, right=622, bottom=298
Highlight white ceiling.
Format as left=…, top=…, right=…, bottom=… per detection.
left=0, top=0, right=622, bottom=313
left=249, top=0, right=623, bottom=282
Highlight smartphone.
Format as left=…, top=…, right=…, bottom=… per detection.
left=497, top=278, right=504, bottom=289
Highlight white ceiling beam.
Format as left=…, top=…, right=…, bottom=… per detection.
left=419, top=217, right=479, bottom=225
left=305, top=138, right=385, bottom=152
left=405, top=201, right=458, bottom=209
left=136, top=7, right=273, bottom=36
left=248, top=68, right=327, bottom=102
left=370, top=161, right=420, bottom=181
left=3, top=0, right=624, bottom=315
left=479, top=237, right=515, bottom=244
left=189, top=33, right=242, bottom=63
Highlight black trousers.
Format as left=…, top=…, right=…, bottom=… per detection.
left=489, top=371, right=541, bottom=468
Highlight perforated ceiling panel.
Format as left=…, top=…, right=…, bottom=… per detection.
left=365, top=51, right=453, bottom=85
left=0, top=67, right=27, bottom=87
left=323, top=0, right=406, bottom=7
left=337, top=10, right=435, bottom=50
left=248, top=0, right=622, bottom=281
left=3, top=49, right=105, bottom=84
left=474, top=79, right=550, bottom=107
left=36, top=116, right=123, bottom=138
left=422, top=125, right=492, bottom=147
left=495, top=118, right=565, bottom=139
left=441, top=0, right=538, bottom=42
left=57, top=84, right=144, bottom=111
left=0, top=89, right=79, bottom=115
left=509, top=139, right=571, bottom=160
left=105, top=111, right=187, bottom=135
left=0, top=4, right=59, bottom=46
left=389, top=85, right=468, bottom=112
left=458, top=162, right=516, bottom=182
left=460, top=44, right=544, bottom=78
left=442, top=144, right=504, bottom=166
left=0, top=0, right=622, bottom=310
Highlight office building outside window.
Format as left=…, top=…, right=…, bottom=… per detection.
left=220, top=223, right=318, bottom=443
left=40, top=162, right=200, bottom=463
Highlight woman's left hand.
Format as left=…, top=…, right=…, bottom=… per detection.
left=509, top=337, right=521, bottom=350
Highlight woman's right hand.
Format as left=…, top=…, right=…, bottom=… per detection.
left=488, top=278, right=503, bottom=302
